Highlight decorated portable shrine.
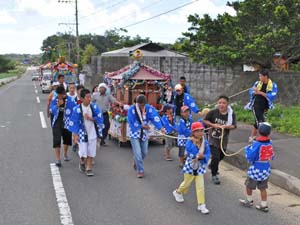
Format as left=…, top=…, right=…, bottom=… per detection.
left=105, top=50, right=172, bottom=145
left=52, top=57, right=78, bottom=84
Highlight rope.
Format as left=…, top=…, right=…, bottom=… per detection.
left=209, top=87, right=251, bottom=106
left=154, top=127, right=246, bottom=157
left=219, top=127, right=246, bottom=157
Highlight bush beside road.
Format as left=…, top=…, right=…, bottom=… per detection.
left=0, top=66, right=26, bottom=79
left=0, top=66, right=26, bottom=87
left=232, top=104, right=300, bottom=137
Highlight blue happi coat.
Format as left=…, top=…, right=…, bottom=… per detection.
left=127, top=104, right=163, bottom=141
left=245, top=80, right=278, bottom=110
left=68, top=103, right=104, bottom=143
left=177, top=116, right=193, bottom=147
left=173, top=93, right=200, bottom=116
left=182, top=139, right=211, bottom=175
left=161, top=114, right=177, bottom=134
left=50, top=95, right=77, bottom=129
left=245, top=136, right=274, bottom=181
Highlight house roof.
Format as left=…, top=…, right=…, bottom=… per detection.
left=101, top=42, right=186, bottom=58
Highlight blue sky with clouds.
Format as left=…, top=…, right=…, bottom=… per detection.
left=0, top=0, right=234, bottom=54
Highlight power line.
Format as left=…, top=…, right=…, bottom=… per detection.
left=89, top=0, right=165, bottom=31
left=79, top=0, right=128, bottom=20
left=121, top=0, right=199, bottom=29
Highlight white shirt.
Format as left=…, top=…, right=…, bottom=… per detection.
left=82, top=104, right=97, bottom=140
left=67, top=92, right=77, bottom=101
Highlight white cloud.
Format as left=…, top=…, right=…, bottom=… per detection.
left=160, top=0, right=235, bottom=24
left=80, top=3, right=151, bottom=33
left=0, top=10, right=17, bottom=25
left=16, top=0, right=94, bottom=18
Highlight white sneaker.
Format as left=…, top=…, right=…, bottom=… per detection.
left=197, top=204, right=210, bottom=214
left=173, top=190, right=184, bottom=202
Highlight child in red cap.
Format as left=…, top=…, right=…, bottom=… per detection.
left=173, top=122, right=211, bottom=214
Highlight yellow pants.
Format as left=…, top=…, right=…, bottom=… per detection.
left=177, top=173, right=205, bottom=205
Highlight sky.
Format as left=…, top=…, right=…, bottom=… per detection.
left=0, top=0, right=235, bottom=54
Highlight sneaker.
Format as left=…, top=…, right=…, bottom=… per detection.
left=173, top=190, right=184, bottom=203
left=137, top=172, right=144, bottom=178
left=212, top=175, right=221, bottom=185
left=79, top=163, right=85, bottom=172
left=63, top=155, right=70, bottom=161
left=197, top=204, right=210, bottom=214
left=255, top=205, right=269, bottom=212
left=100, top=139, right=106, bottom=146
left=86, top=170, right=94, bottom=176
left=55, top=160, right=62, bottom=167
left=239, top=199, right=254, bottom=207
left=165, top=156, right=173, bottom=161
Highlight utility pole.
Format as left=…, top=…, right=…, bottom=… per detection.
left=75, top=0, right=80, bottom=68
left=58, top=0, right=80, bottom=71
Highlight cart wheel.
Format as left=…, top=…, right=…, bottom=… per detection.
left=108, top=134, right=111, bottom=140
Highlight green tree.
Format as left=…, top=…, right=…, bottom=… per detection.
left=181, top=0, right=300, bottom=68
left=81, top=44, right=98, bottom=64
left=0, top=55, right=15, bottom=72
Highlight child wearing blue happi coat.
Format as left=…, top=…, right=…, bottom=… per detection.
left=161, top=104, right=177, bottom=161
left=239, top=122, right=274, bottom=212
left=177, top=105, right=193, bottom=168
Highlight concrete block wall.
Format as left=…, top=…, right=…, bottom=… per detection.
left=84, top=55, right=300, bottom=106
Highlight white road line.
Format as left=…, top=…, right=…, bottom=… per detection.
left=50, top=163, right=74, bottom=225
left=35, top=89, right=38, bottom=94
left=39, top=111, right=47, bottom=128
left=36, top=96, right=40, bottom=103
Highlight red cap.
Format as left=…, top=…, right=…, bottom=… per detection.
left=191, top=122, right=204, bottom=132
left=181, top=105, right=189, bottom=112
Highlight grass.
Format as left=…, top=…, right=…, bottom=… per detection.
left=231, top=103, right=300, bottom=137
left=0, top=66, right=27, bottom=80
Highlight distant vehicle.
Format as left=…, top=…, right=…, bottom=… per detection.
left=31, top=71, right=40, bottom=81
left=41, top=73, right=52, bottom=93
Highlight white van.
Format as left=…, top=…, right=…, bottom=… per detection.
left=41, top=73, right=52, bottom=93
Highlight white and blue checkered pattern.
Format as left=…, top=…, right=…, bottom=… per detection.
left=129, top=130, right=148, bottom=141
left=247, top=165, right=270, bottom=181
left=78, top=129, right=86, bottom=143
left=182, top=155, right=206, bottom=175
left=177, top=135, right=187, bottom=147
left=64, top=117, right=70, bottom=129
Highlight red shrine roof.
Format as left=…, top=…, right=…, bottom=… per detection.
left=107, top=64, right=171, bottom=81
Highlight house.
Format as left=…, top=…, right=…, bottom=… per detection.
left=101, top=42, right=186, bottom=58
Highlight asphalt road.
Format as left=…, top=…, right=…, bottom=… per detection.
left=228, top=124, right=300, bottom=179
left=0, top=69, right=299, bottom=225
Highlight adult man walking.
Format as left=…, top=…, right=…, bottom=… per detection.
left=173, top=84, right=202, bottom=123
left=92, top=83, right=123, bottom=146
left=245, top=69, right=278, bottom=142
left=50, top=86, right=77, bottom=166
left=127, top=94, right=164, bottom=178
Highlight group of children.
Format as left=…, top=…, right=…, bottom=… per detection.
left=160, top=94, right=274, bottom=214
left=48, top=77, right=276, bottom=214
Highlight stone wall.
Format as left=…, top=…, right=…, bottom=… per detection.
left=84, top=55, right=300, bottom=106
